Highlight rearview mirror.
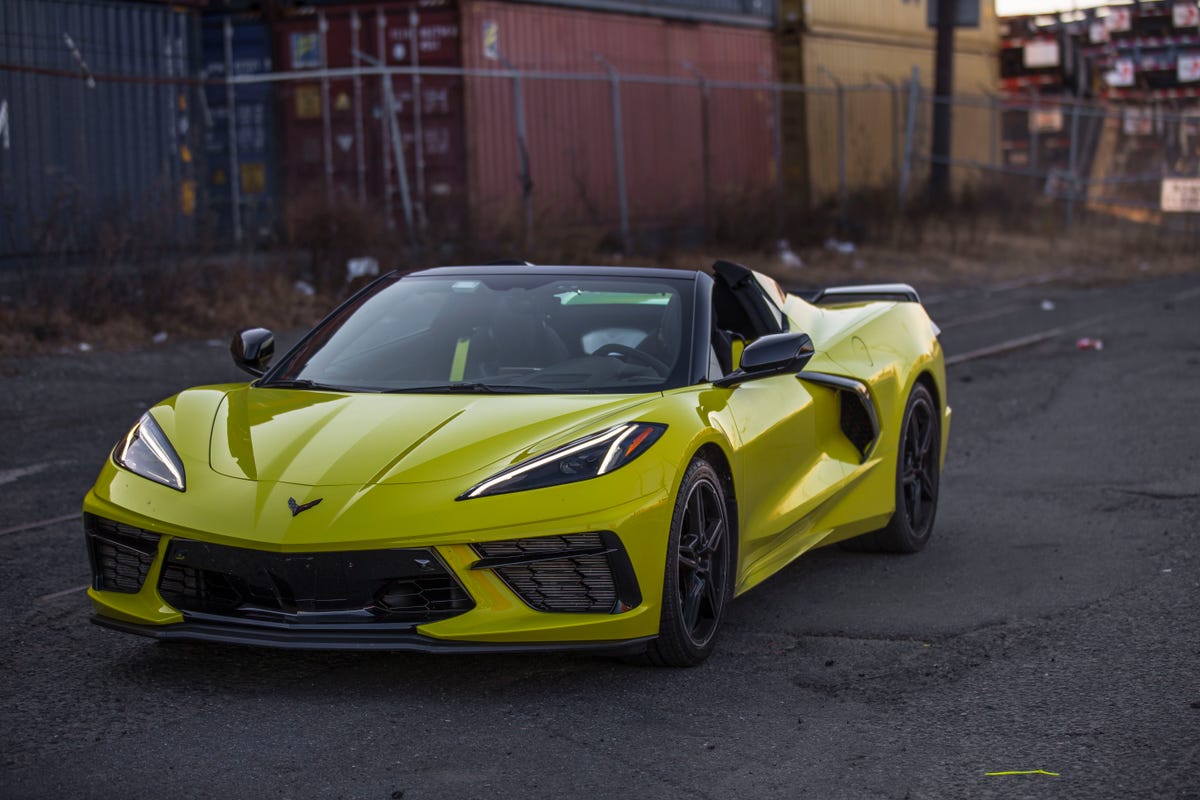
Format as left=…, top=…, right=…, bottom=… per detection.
left=231, top=327, right=275, bottom=377
left=713, top=332, right=814, bottom=388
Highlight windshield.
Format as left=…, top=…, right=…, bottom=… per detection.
left=265, top=272, right=694, bottom=394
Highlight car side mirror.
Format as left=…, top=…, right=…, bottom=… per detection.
left=231, top=327, right=275, bottom=377
left=713, top=332, right=814, bottom=388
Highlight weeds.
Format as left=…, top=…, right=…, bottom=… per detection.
left=2, top=179, right=1198, bottom=357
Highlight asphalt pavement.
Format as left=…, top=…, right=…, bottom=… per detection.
left=1, top=272, right=1198, bottom=799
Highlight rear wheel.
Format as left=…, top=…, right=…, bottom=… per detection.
left=644, top=459, right=732, bottom=667
left=841, top=382, right=940, bottom=553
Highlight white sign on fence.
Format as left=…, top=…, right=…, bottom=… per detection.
left=1029, top=107, right=1064, bottom=133
left=1089, top=21, right=1110, bottom=44
left=1161, top=178, right=1200, bottom=212
left=1106, top=7, right=1133, bottom=32
left=1106, top=58, right=1136, bottom=87
left=1178, top=53, right=1200, bottom=83
left=1023, top=40, right=1061, bottom=69
left=1174, top=2, right=1200, bottom=28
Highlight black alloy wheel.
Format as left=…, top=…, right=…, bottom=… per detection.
left=644, top=458, right=731, bottom=667
left=841, top=382, right=941, bottom=553
left=899, top=386, right=939, bottom=537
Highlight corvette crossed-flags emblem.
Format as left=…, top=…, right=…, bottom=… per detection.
left=288, top=497, right=323, bottom=517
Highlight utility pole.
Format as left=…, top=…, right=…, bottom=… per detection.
left=930, top=0, right=956, bottom=203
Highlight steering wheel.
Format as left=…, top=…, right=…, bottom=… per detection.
left=595, top=342, right=669, bottom=374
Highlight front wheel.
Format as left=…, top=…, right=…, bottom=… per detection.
left=644, top=459, right=732, bottom=667
left=841, top=382, right=941, bottom=553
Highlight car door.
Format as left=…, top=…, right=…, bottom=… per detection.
left=708, top=261, right=853, bottom=590
left=721, top=372, right=851, bottom=592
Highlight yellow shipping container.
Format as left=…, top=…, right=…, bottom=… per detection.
left=780, top=0, right=1000, bottom=203
left=782, top=0, right=997, bottom=51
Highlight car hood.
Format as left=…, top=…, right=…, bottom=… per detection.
left=208, top=387, right=660, bottom=487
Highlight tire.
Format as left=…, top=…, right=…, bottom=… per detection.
left=643, top=458, right=733, bottom=667
left=840, top=382, right=941, bottom=554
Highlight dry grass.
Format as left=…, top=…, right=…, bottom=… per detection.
left=2, top=189, right=1197, bottom=357
left=0, top=260, right=331, bottom=358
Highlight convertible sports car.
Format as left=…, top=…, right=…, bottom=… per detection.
left=83, top=260, right=949, bottom=666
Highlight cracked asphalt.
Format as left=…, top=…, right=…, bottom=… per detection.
left=1, top=273, right=1198, bottom=799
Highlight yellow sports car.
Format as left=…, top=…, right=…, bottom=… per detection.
left=84, top=261, right=949, bottom=666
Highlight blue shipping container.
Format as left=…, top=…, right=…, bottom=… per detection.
left=0, top=0, right=200, bottom=262
left=201, top=15, right=279, bottom=244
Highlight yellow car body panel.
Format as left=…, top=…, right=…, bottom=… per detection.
left=83, top=265, right=948, bottom=654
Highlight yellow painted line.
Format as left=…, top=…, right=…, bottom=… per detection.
left=0, top=513, right=78, bottom=537
left=986, top=770, right=1060, bottom=777
left=449, top=336, right=470, bottom=381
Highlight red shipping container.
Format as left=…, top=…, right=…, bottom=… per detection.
left=273, top=1, right=468, bottom=237
left=458, top=1, right=778, bottom=237
left=271, top=1, right=777, bottom=244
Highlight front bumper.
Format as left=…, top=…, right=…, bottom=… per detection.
left=83, top=463, right=674, bottom=650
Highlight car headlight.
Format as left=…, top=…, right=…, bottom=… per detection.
left=112, top=412, right=186, bottom=492
left=459, top=422, right=666, bottom=500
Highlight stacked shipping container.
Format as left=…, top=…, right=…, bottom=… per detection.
left=202, top=15, right=279, bottom=242
left=0, top=0, right=200, bottom=259
left=272, top=2, right=469, bottom=237
left=12, top=0, right=1022, bottom=256
left=265, top=0, right=776, bottom=241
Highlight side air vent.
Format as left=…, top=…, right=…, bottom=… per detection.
left=839, top=390, right=876, bottom=456
left=796, top=372, right=881, bottom=461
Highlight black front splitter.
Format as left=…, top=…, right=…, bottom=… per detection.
left=92, top=615, right=653, bottom=655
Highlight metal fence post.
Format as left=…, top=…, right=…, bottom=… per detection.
left=978, top=84, right=998, bottom=169
left=409, top=7, right=428, bottom=236
left=318, top=12, right=333, bottom=206
left=760, top=66, right=783, bottom=197
left=351, top=11, right=367, bottom=206
left=684, top=62, right=712, bottom=238
left=1029, top=87, right=1040, bottom=173
left=878, top=75, right=901, bottom=180
left=817, top=66, right=847, bottom=226
left=594, top=54, right=631, bottom=253
left=355, top=49, right=416, bottom=251
left=500, top=56, right=533, bottom=249
left=899, top=66, right=920, bottom=205
left=1066, top=98, right=1081, bottom=229
left=222, top=17, right=242, bottom=244
left=374, top=11, right=394, bottom=229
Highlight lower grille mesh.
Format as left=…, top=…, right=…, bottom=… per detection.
left=157, top=539, right=473, bottom=624
left=474, top=533, right=618, bottom=613
left=85, top=514, right=160, bottom=594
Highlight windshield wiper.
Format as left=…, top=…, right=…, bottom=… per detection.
left=257, top=378, right=359, bottom=392
left=381, top=382, right=558, bottom=394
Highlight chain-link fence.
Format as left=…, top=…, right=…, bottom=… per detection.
left=3, top=60, right=1200, bottom=267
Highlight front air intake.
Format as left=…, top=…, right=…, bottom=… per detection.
left=472, top=531, right=641, bottom=614
left=84, top=514, right=160, bottom=594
